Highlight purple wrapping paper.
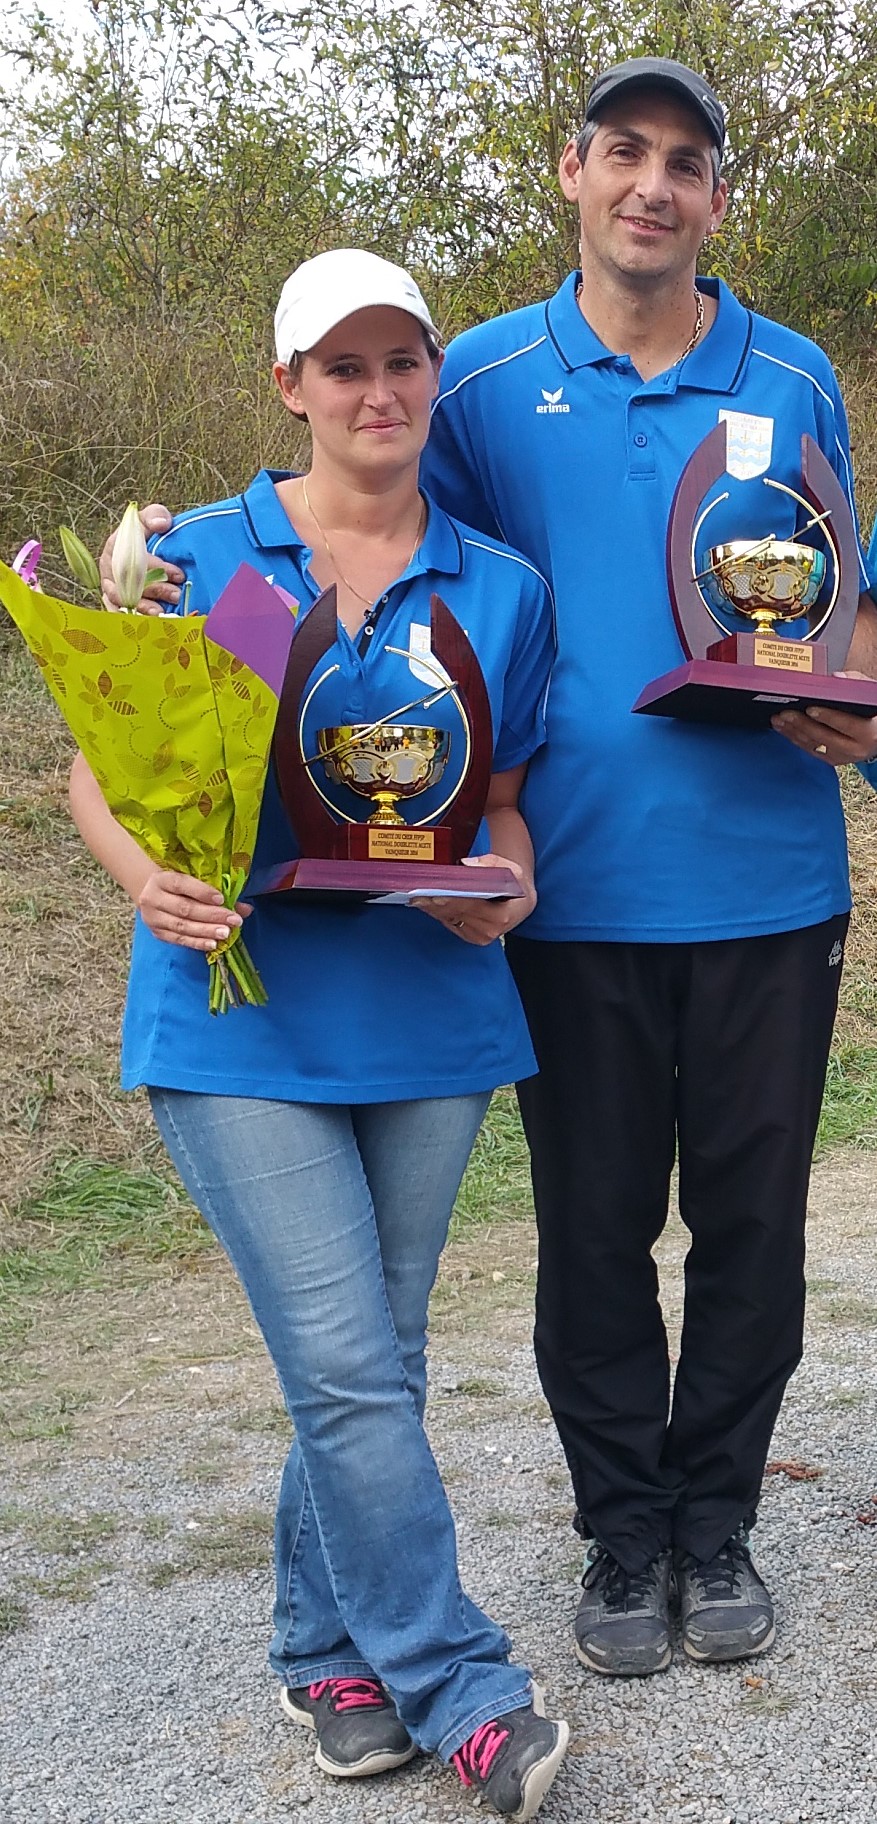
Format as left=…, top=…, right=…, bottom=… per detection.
left=205, top=562, right=299, bottom=695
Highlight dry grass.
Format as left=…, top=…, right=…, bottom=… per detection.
left=0, top=643, right=157, bottom=1217
left=0, top=319, right=311, bottom=574
left=839, top=768, right=877, bottom=1044
left=843, top=365, right=877, bottom=539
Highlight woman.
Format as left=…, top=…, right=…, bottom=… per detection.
left=71, top=248, right=566, bottom=1822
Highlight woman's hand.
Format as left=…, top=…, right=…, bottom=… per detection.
left=138, top=870, right=252, bottom=951
left=416, top=853, right=536, bottom=946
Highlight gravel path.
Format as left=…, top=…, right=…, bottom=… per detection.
left=3, top=1151, right=877, bottom=1823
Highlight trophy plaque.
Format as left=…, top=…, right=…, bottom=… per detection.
left=633, top=424, right=877, bottom=728
left=248, top=586, right=523, bottom=903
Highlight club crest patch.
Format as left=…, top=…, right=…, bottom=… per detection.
left=718, top=409, right=774, bottom=480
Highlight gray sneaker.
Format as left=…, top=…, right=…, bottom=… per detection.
left=280, top=1677, right=417, bottom=1777
left=675, top=1526, right=776, bottom=1663
left=452, top=1702, right=569, bottom=1822
left=574, top=1542, right=672, bottom=1676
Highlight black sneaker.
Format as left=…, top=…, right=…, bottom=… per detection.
left=280, top=1676, right=417, bottom=1777
left=575, top=1541, right=672, bottom=1676
left=452, top=1702, right=569, bottom=1822
left=675, top=1526, right=776, bottom=1663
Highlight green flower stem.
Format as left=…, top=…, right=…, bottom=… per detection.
left=206, top=925, right=267, bottom=1016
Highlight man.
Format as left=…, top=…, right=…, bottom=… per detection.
left=108, top=55, right=877, bottom=1679
left=418, top=56, right=877, bottom=1676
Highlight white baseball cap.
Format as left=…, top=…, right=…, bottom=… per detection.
left=274, top=248, right=439, bottom=365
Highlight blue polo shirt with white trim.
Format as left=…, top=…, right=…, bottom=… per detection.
left=120, top=472, right=553, bottom=1101
left=422, top=274, right=864, bottom=942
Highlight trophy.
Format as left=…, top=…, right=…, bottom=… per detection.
left=633, top=424, right=877, bottom=727
left=314, top=721, right=452, bottom=857
left=247, top=587, right=523, bottom=903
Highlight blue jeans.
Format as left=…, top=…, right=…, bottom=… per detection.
left=149, top=1089, right=532, bottom=1759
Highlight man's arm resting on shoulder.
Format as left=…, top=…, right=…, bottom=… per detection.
left=771, top=592, right=877, bottom=767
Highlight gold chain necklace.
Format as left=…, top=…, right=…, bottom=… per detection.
left=574, top=281, right=704, bottom=367
left=302, top=479, right=426, bottom=609
left=675, top=287, right=704, bottom=365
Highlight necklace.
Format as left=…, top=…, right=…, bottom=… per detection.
left=302, top=479, right=426, bottom=609
left=675, top=287, right=704, bottom=365
left=574, top=281, right=704, bottom=367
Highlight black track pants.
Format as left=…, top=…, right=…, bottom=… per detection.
left=507, top=917, right=848, bottom=1571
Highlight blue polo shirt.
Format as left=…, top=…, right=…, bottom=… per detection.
left=120, top=472, right=553, bottom=1101
left=422, top=274, right=866, bottom=942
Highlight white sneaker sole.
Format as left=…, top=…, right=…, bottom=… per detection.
left=682, top=1618, right=776, bottom=1663
left=511, top=1720, right=570, bottom=1824
left=279, top=1687, right=417, bottom=1778
left=574, top=1637, right=672, bottom=1676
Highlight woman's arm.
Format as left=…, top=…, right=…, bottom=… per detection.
left=69, top=751, right=245, bottom=952
left=482, top=764, right=535, bottom=895
left=416, top=763, right=536, bottom=946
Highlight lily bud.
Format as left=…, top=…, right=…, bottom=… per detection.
left=59, top=526, right=101, bottom=597
left=110, top=502, right=149, bottom=612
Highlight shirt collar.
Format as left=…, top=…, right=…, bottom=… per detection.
left=545, top=271, right=753, bottom=394
left=409, top=494, right=464, bottom=578
left=240, top=469, right=302, bottom=551
left=545, top=273, right=615, bottom=371
left=240, top=470, right=464, bottom=578
left=677, top=278, right=753, bottom=394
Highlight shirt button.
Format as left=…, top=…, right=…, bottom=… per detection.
left=634, top=432, right=648, bottom=448
left=364, top=624, right=374, bottom=636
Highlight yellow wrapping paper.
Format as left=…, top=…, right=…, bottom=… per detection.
left=0, top=559, right=280, bottom=1009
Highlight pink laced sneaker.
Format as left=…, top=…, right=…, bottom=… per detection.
left=451, top=1701, right=569, bottom=1822
left=454, top=1716, right=511, bottom=1786
left=279, top=1674, right=417, bottom=1778
left=307, top=1676, right=384, bottom=1711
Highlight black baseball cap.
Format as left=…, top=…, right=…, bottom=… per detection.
left=584, top=57, right=726, bottom=154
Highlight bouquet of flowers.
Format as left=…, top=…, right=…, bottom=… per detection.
left=2, top=516, right=298, bottom=1013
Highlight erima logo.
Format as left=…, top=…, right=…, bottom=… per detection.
left=536, top=386, right=570, bottom=415
left=828, top=940, right=843, bottom=967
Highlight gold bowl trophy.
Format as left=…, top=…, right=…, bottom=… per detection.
left=316, top=724, right=451, bottom=832
left=702, top=539, right=825, bottom=635
left=248, top=587, right=523, bottom=902
left=633, top=425, right=877, bottom=726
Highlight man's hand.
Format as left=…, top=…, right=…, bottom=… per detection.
left=415, top=854, right=536, bottom=945
left=772, top=678, right=877, bottom=766
left=100, top=504, right=183, bottom=614
left=139, top=870, right=252, bottom=950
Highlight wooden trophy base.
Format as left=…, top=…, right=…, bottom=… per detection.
left=247, top=818, right=523, bottom=903
left=247, top=856, right=524, bottom=905
left=633, top=650, right=877, bottom=728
